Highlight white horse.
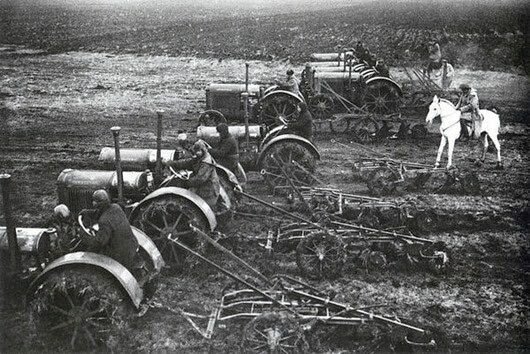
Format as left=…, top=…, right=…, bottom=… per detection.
left=425, top=95, right=502, bottom=169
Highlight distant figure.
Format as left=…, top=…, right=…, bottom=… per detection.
left=375, top=59, right=390, bottom=77
left=426, top=40, right=442, bottom=76
left=286, top=102, right=313, bottom=141
left=456, top=83, right=481, bottom=139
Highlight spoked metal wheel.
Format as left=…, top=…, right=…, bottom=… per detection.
left=198, top=109, right=227, bottom=126
left=29, top=266, right=131, bottom=350
left=296, top=232, right=346, bottom=280
left=130, top=196, right=209, bottom=269
left=241, top=312, right=308, bottom=353
left=363, top=80, right=401, bottom=114
left=329, top=115, right=351, bottom=133
left=366, top=167, right=399, bottom=197
left=260, top=141, right=317, bottom=195
left=352, top=117, right=380, bottom=144
left=260, top=93, right=301, bottom=128
left=309, top=94, right=334, bottom=120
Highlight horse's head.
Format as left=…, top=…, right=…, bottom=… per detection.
left=425, top=95, right=441, bottom=126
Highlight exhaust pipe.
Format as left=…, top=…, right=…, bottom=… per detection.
left=245, top=62, right=249, bottom=93
left=0, top=174, right=21, bottom=275
left=111, top=127, right=124, bottom=204
left=242, top=92, right=250, bottom=146
left=155, top=110, right=164, bottom=184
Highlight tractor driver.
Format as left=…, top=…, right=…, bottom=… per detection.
left=167, top=140, right=221, bottom=210
left=285, top=101, right=313, bottom=141
left=279, top=69, right=301, bottom=98
left=80, top=190, right=143, bottom=274
left=209, top=123, right=247, bottom=184
left=455, top=83, right=481, bottom=140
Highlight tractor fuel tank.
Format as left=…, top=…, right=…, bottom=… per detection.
left=57, top=169, right=153, bottom=213
left=310, top=51, right=355, bottom=61
left=313, top=71, right=362, bottom=81
left=99, top=147, right=176, bottom=170
left=0, top=227, right=55, bottom=258
left=197, top=125, right=262, bottom=141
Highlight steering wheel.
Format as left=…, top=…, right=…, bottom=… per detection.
left=78, top=213, right=99, bottom=237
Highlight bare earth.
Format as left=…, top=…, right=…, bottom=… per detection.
left=0, top=48, right=529, bottom=352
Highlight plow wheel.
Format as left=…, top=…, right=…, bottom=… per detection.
left=198, top=109, right=227, bottom=126
left=296, top=232, right=346, bottom=280
left=130, top=196, right=209, bottom=270
left=363, top=80, right=401, bottom=114
left=309, top=94, right=334, bottom=120
left=260, top=141, right=317, bottom=195
left=260, top=93, right=301, bottom=128
left=366, top=167, right=399, bottom=197
left=29, top=266, right=131, bottom=350
left=352, top=117, right=380, bottom=144
left=241, top=312, right=308, bottom=353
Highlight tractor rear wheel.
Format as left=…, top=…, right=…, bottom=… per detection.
left=309, top=94, right=334, bottom=120
left=241, top=312, right=308, bottom=353
left=363, top=80, right=401, bottom=114
left=29, top=265, right=131, bottom=351
left=260, top=141, right=317, bottom=195
left=296, top=232, right=345, bottom=280
left=129, top=196, right=209, bottom=270
left=260, top=93, right=301, bottom=128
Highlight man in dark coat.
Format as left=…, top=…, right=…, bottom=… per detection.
left=168, top=140, right=220, bottom=209
left=286, top=102, right=313, bottom=141
left=209, top=123, right=239, bottom=174
left=84, top=190, right=140, bottom=273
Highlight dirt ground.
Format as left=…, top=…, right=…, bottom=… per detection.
left=0, top=47, right=529, bottom=352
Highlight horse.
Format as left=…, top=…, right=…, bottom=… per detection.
left=425, top=95, right=502, bottom=169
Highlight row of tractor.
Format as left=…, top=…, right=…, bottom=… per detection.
left=0, top=48, right=454, bottom=351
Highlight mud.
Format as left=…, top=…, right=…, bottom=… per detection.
left=0, top=49, right=528, bottom=352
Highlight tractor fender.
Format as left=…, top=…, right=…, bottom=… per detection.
left=28, top=252, right=143, bottom=308
left=259, top=125, right=288, bottom=151
left=257, top=134, right=320, bottom=169
left=129, top=187, right=217, bottom=231
left=365, top=77, right=403, bottom=96
left=261, top=89, right=305, bottom=104
left=131, top=226, right=165, bottom=272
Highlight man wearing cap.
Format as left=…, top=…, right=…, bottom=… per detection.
left=286, top=101, right=313, bottom=141
left=168, top=140, right=220, bottom=209
left=456, top=83, right=480, bottom=139
left=281, top=69, right=301, bottom=97
left=209, top=123, right=247, bottom=184
left=81, top=190, right=141, bottom=273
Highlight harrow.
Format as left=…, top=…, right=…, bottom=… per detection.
left=158, top=225, right=446, bottom=352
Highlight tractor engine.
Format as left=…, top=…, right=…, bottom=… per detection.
left=57, top=169, right=154, bottom=214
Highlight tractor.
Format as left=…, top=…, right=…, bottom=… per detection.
left=200, top=63, right=305, bottom=128
left=0, top=174, right=164, bottom=350
left=301, top=49, right=403, bottom=120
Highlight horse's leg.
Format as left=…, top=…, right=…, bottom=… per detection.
left=481, top=133, right=489, bottom=162
left=435, top=135, right=447, bottom=168
left=489, top=132, right=503, bottom=168
left=447, top=137, right=456, bottom=168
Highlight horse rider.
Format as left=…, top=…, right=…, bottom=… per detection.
left=209, top=123, right=247, bottom=185
left=168, top=140, right=221, bottom=209
left=285, top=101, right=313, bottom=141
left=456, top=83, right=481, bottom=139
left=80, top=190, right=143, bottom=275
